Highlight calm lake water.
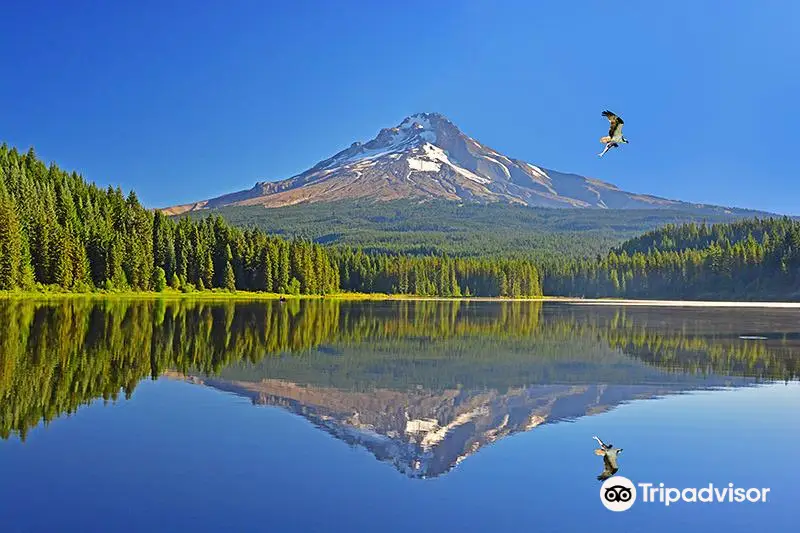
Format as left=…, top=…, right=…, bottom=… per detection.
left=0, top=299, right=798, bottom=532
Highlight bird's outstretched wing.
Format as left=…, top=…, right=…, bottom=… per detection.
left=593, top=435, right=608, bottom=449
left=602, top=110, right=624, bottom=138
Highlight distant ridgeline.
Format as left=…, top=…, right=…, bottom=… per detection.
left=1, top=299, right=797, bottom=440
left=543, top=218, right=800, bottom=300
left=0, top=144, right=539, bottom=297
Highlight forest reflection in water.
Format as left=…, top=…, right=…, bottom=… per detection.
left=1, top=298, right=798, bottom=445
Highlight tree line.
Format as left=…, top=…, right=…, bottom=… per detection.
left=12, top=141, right=795, bottom=301
left=543, top=217, right=800, bottom=300
left=334, top=248, right=541, bottom=297
left=0, top=144, right=340, bottom=294
left=0, top=143, right=544, bottom=297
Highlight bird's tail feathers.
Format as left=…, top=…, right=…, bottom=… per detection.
left=594, top=449, right=606, bottom=456
left=600, top=136, right=612, bottom=144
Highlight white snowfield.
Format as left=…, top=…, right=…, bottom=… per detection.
left=406, top=156, right=441, bottom=173
left=420, top=144, right=490, bottom=184
left=405, top=143, right=491, bottom=184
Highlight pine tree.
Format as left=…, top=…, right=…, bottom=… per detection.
left=278, top=243, right=290, bottom=293
left=260, top=246, right=273, bottom=292
left=287, top=277, right=301, bottom=295
left=269, top=241, right=280, bottom=292
left=71, top=238, right=92, bottom=290
left=224, top=262, right=236, bottom=291
left=18, top=233, right=36, bottom=290
left=153, top=267, right=167, bottom=292
left=109, top=235, right=127, bottom=289
left=30, top=210, right=53, bottom=283
left=202, top=249, right=214, bottom=289
left=51, top=225, right=74, bottom=288
left=174, top=224, right=189, bottom=280
left=0, top=190, right=22, bottom=290
left=152, top=211, right=176, bottom=279
left=450, top=263, right=461, bottom=297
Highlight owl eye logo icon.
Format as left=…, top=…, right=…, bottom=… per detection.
left=600, top=476, right=637, bottom=511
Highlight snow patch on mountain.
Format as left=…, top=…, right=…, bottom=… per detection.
left=527, top=164, right=551, bottom=182
left=481, top=155, right=512, bottom=178
left=405, top=418, right=439, bottom=434
left=407, top=157, right=441, bottom=173
left=323, top=144, right=404, bottom=170
left=421, top=144, right=491, bottom=185
left=418, top=407, right=490, bottom=450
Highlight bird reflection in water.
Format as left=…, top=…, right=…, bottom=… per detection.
left=593, top=435, right=623, bottom=481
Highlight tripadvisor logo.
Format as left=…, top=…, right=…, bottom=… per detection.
left=600, top=476, right=637, bottom=512
left=600, top=476, right=771, bottom=511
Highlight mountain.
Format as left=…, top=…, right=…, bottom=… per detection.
left=163, top=112, right=731, bottom=215
left=166, top=374, right=749, bottom=479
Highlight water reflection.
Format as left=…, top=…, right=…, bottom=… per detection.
left=593, top=435, right=623, bottom=480
left=1, top=299, right=798, bottom=477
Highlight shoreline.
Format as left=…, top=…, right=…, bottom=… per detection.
left=1, top=291, right=799, bottom=308
left=538, top=297, right=800, bottom=308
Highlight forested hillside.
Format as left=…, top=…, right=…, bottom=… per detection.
left=0, top=144, right=340, bottom=294
left=544, top=218, right=800, bottom=300
left=0, top=144, right=541, bottom=297
left=4, top=142, right=798, bottom=300
left=613, top=218, right=797, bottom=255
left=190, top=200, right=767, bottom=261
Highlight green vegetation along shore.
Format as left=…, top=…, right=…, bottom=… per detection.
left=544, top=217, right=800, bottom=301
left=2, top=142, right=799, bottom=301
left=0, top=144, right=540, bottom=298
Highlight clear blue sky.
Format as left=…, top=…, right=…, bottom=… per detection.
left=2, top=0, right=798, bottom=214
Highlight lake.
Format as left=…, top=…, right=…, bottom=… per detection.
left=0, top=298, right=797, bottom=532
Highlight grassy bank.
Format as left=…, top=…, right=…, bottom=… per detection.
left=4, top=290, right=798, bottom=306
left=0, top=289, right=309, bottom=301
left=0, top=289, right=550, bottom=302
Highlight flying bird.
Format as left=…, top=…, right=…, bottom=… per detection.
left=598, top=110, right=629, bottom=158
left=593, top=435, right=623, bottom=481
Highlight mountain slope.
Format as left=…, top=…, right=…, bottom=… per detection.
left=190, top=199, right=772, bottom=260
left=163, top=112, right=718, bottom=215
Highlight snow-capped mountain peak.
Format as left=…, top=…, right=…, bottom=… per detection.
left=311, top=113, right=456, bottom=173
left=163, top=112, right=687, bottom=214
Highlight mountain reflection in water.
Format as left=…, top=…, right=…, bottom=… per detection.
left=1, top=299, right=798, bottom=477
